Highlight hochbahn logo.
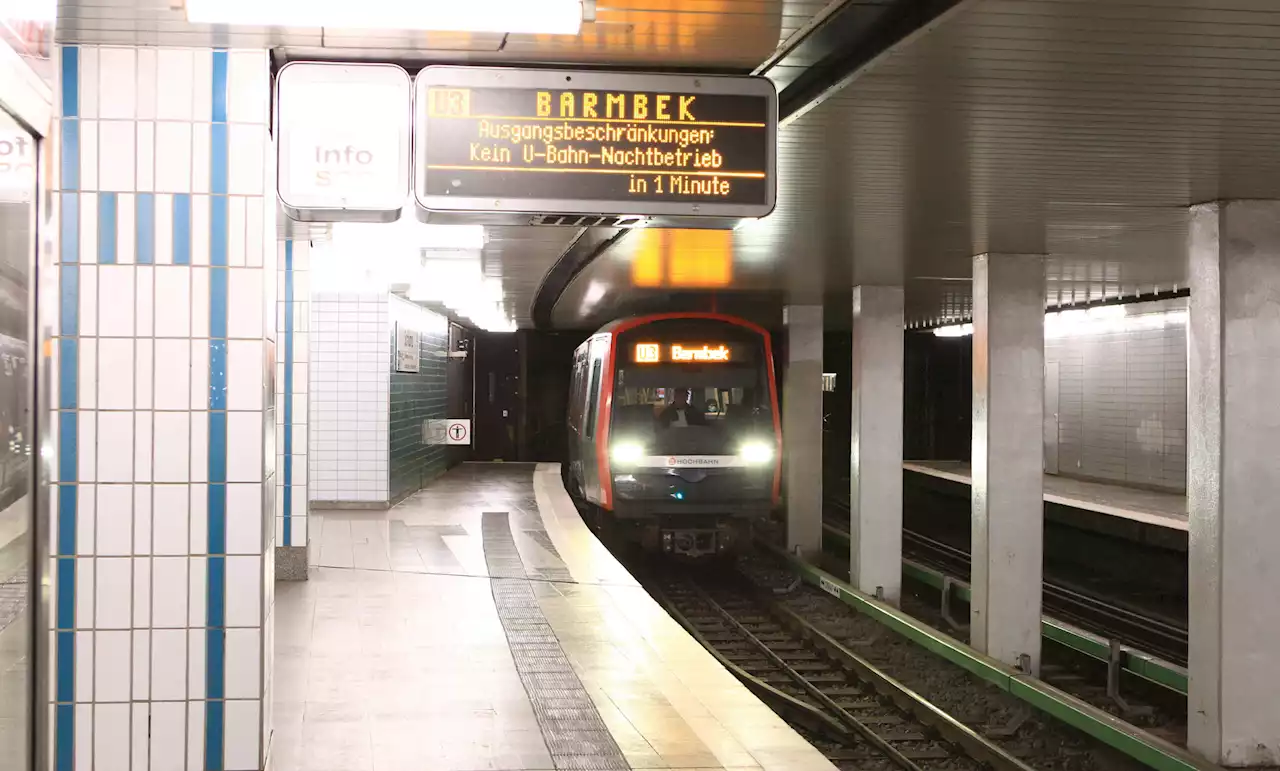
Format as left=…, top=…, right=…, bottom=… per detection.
left=667, top=456, right=720, bottom=467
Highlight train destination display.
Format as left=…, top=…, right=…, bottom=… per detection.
left=414, top=67, right=777, bottom=220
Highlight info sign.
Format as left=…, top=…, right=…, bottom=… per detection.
left=395, top=323, right=420, bottom=373
left=413, top=66, right=777, bottom=221
left=276, top=62, right=413, bottom=222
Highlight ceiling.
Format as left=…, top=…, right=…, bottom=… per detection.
left=57, top=1, right=824, bottom=66
left=60, top=0, right=1280, bottom=330
left=554, top=0, right=1280, bottom=328
left=57, top=0, right=831, bottom=328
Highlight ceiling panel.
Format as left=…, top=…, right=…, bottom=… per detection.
left=55, top=0, right=808, bottom=69
left=56, top=0, right=835, bottom=329
left=555, top=0, right=1280, bottom=328
left=481, top=226, right=582, bottom=327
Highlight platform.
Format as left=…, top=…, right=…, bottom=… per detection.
left=904, top=461, right=1187, bottom=531
left=273, top=463, right=836, bottom=771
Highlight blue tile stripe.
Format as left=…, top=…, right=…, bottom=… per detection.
left=173, top=193, right=191, bottom=265
left=60, top=193, right=78, bottom=264
left=283, top=241, right=294, bottom=546
left=60, top=47, right=78, bottom=119
left=98, top=192, right=117, bottom=263
left=55, top=44, right=79, bottom=771
left=211, top=195, right=228, bottom=266
left=205, top=47, right=229, bottom=771
left=136, top=193, right=155, bottom=264
left=60, top=122, right=79, bottom=192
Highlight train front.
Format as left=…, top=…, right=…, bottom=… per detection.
left=606, top=317, right=781, bottom=557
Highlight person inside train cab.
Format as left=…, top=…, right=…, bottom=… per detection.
left=656, top=388, right=706, bottom=429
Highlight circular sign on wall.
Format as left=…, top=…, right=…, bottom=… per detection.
left=445, top=419, right=471, bottom=446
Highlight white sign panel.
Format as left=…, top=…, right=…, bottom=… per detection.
left=0, top=130, right=35, bottom=203
left=424, top=419, right=445, bottom=445
left=276, top=62, right=412, bottom=222
left=445, top=420, right=471, bottom=446
left=395, top=324, right=420, bottom=373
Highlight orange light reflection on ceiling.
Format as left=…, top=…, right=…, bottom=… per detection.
left=630, top=230, right=665, bottom=288
left=628, top=229, right=733, bottom=289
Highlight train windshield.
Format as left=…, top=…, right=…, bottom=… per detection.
left=611, top=367, right=774, bottom=456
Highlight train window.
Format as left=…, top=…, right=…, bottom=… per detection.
left=612, top=379, right=772, bottom=456
left=584, top=360, right=603, bottom=439
left=568, top=358, right=584, bottom=430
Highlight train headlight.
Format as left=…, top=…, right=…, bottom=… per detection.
left=611, top=442, right=645, bottom=465
left=740, top=440, right=775, bottom=465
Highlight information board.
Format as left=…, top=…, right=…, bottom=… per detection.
left=414, top=66, right=776, bottom=221
left=276, top=62, right=412, bottom=222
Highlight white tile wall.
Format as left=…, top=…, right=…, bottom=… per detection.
left=308, top=292, right=390, bottom=503
left=53, top=44, right=276, bottom=771
left=1048, top=298, right=1188, bottom=491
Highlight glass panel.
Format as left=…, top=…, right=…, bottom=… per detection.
left=0, top=107, right=34, bottom=771
left=584, top=360, right=602, bottom=439
left=612, top=374, right=773, bottom=456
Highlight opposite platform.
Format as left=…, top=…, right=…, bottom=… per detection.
left=905, top=460, right=1187, bottom=532
left=273, top=462, right=836, bottom=771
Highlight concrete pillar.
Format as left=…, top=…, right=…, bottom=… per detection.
left=1187, top=201, right=1280, bottom=766
left=970, top=254, right=1044, bottom=673
left=50, top=45, right=277, bottom=770
left=849, top=286, right=904, bottom=604
left=783, top=305, right=823, bottom=557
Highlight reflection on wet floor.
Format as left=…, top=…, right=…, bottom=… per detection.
left=0, top=497, right=29, bottom=771
left=276, top=463, right=836, bottom=771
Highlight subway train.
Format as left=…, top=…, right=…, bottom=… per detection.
left=565, top=313, right=782, bottom=558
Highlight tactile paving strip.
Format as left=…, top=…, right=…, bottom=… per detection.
left=482, top=511, right=630, bottom=771
left=0, top=570, right=28, bottom=633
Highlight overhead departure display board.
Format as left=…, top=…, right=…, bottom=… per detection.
left=414, top=66, right=777, bottom=221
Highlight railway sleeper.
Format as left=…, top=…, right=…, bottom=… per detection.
left=775, top=650, right=821, bottom=661
left=876, top=731, right=929, bottom=743
left=822, top=748, right=899, bottom=762
left=797, top=671, right=848, bottom=685
left=835, top=701, right=898, bottom=716
left=822, top=685, right=874, bottom=697
left=724, top=655, right=771, bottom=669
left=898, top=747, right=958, bottom=761
left=781, top=660, right=837, bottom=674
left=839, top=710, right=904, bottom=725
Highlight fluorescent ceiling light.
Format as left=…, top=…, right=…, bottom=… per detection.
left=418, top=225, right=486, bottom=251
left=184, top=0, right=583, bottom=34
left=9, top=0, right=56, bottom=22
left=933, top=323, right=973, bottom=338
left=930, top=307, right=1188, bottom=340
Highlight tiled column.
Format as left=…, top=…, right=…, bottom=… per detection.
left=1187, top=201, right=1280, bottom=766
left=970, top=253, right=1045, bottom=674
left=849, top=286, right=904, bottom=604
left=782, top=305, right=823, bottom=558
left=276, top=239, right=308, bottom=579
left=51, top=45, right=276, bottom=771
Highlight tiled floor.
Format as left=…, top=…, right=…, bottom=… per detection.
left=273, top=463, right=835, bottom=771
left=905, top=460, right=1187, bottom=530
left=0, top=529, right=29, bottom=771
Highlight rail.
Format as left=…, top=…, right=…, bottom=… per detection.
left=760, top=540, right=1221, bottom=771
left=645, top=564, right=1040, bottom=771
left=821, top=521, right=1189, bottom=695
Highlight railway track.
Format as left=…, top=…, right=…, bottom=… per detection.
left=642, top=564, right=1039, bottom=771
left=899, top=526, right=1189, bottom=667
left=823, top=497, right=1189, bottom=667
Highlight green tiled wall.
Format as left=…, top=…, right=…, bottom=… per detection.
left=389, top=304, right=451, bottom=503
